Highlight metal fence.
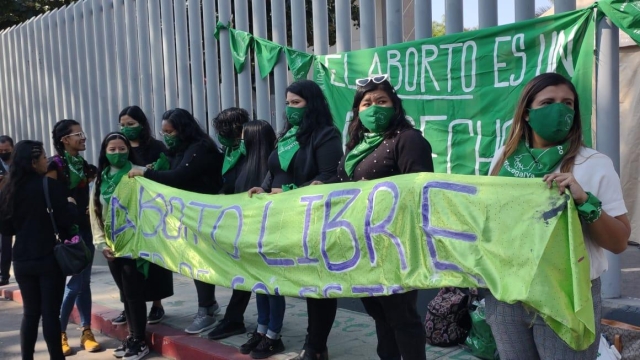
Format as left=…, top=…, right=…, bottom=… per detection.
left=0, top=0, right=623, bottom=298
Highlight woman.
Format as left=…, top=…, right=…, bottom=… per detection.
left=128, top=108, right=223, bottom=334
left=90, top=132, right=149, bottom=360
left=205, top=107, right=252, bottom=340
left=247, top=80, right=343, bottom=359
left=335, top=74, right=433, bottom=360
left=113, top=105, right=172, bottom=326
left=486, top=73, right=630, bottom=359
left=47, top=119, right=101, bottom=355
left=0, top=140, right=77, bottom=360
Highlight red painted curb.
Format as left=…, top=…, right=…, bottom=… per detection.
left=2, top=287, right=248, bottom=360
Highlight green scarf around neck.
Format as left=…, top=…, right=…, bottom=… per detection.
left=277, top=126, right=301, bottom=171
left=498, top=141, right=568, bottom=178
left=100, top=161, right=133, bottom=205
left=343, top=133, right=385, bottom=177
left=64, top=152, right=86, bottom=189
left=222, top=145, right=244, bottom=175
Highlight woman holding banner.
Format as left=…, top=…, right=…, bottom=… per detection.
left=90, top=132, right=150, bottom=360
left=334, top=74, right=433, bottom=360
left=247, top=80, right=343, bottom=359
left=487, top=73, right=630, bottom=359
left=128, top=108, right=224, bottom=335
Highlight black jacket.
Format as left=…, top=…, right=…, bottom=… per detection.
left=261, top=126, right=343, bottom=191
left=0, top=175, right=77, bottom=261
left=144, top=140, right=223, bottom=195
left=133, top=138, right=168, bottom=166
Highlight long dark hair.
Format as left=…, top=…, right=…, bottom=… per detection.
left=119, top=105, right=154, bottom=145
left=491, top=73, right=583, bottom=175
left=52, top=119, right=80, bottom=156
left=346, top=79, right=412, bottom=151
left=213, top=107, right=250, bottom=141
left=281, top=80, right=336, bottom=146
left=242, top=120, right=276, bottom=190
left=162, top=108, right=219, bottom=154
left=0, top=141, right=45, bottom=219
left=93, top=132, right=140, bottom=229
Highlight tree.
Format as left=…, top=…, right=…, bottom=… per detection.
left=0, top=0, right=75, bottom=30
left=536, top=0, right=554, bottom=18
left=431, top=16, right=476, bottom=38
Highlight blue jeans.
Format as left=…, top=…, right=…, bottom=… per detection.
left=256, top=294, right=285, bottom=339
left=60, top=230, right=95, bottom=332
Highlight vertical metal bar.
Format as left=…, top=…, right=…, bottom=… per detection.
left=148, top=0, right=165, bottom=132
left=48, top=9, right=62, bottom=123
left=9, top=28, right=20, bottom=137
left=291, top=0, right=307, bottom=51
left=272, top=0, right=288, bottom=131
left=174, top=0, right=191, bottom=110
left=37, top=15, right=52, bottom=143
left=23, top=21, right=35, bottom=139
left=335, top=0, right=352, bottom=52
left=137, top=0, right=153, bottom=118
left=161, top=0, right=178, bottom=109
left=414, top=0, right=432, bottom=39
left=103, top=0, right=119, bottom=128
left=554, top=0, right=576, bottom=14
left=359, top=0, right=376, bottom=49
left=125, top=0, right=140, bottom=106
left=514, top=0, right=535, bottom=22
left=93, top=0, right=110, bottom=141
left=114, top=0, right=129, bottom=109
left=0, top=31, right=7, bottom=135
left=218, top=0, right=235, bottom=109
left=83, top=1, right=99, bottom=160
left=479, top=0, right=498, bottom=29
left=74, top=2, right=89, bottom=140
left=312, top=0, right=330, bottom=54
left=234, top=0, right=253, bottom=113
left=445, top=0, right=463, bottom=34
left=202, top=0, right=221, bottom=128
left=188, top=0, right=207, bottom=127
left=385, top=0, right=402, bottom=44
left=58, top=8, right=71, bottom=117
left=596, top=18, right=621, bottom=299
left=252, top=0, right=270, bottom=121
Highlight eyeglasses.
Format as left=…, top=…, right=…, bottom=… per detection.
left=159, top=131, right=176, bottom=137
left=64, top=132, right=86, bottom=140
left=355, top=74, right=389, bottom=87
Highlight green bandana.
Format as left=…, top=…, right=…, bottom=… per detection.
left=151, top=153, right=170, bottom=171
left=343, top=133, right=385, bottom=177
left=121, top=126, right=142, bottom=141
left=64, top=152, right=86, bottom=189
left=100, top=161, right=133, bottom=205
left=286, top=106, right=306, bottom=126
left=218, top=135, right=236, bottom=148
left=277, top=126, right=300, bottom=171
left=222, top=145, right=244, bottom=175
left=498, top=141, right=568, bottom=178
left=163, top=134, right=181, bottom=150
left=106, top=152, right=129, bottom=169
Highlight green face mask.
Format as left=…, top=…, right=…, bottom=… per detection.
left=106, top=152, right=129, bottom=168
left=163, top=134, right=181, bottom=149
left=286, top=106, right=306, bottom=126
left=528, top=102, right=575, bottom=144
left=121, top=126, right=142, bottom=141
left=359, top=105, right=395, bottom=133
left=218, top=135, right=236, bottom=148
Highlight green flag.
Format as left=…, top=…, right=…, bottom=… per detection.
left=229, top=28, right=253, bottom=73
left=285, top=47, right=315, bottom=80
left=598, top=0, right=640, bottom=45
left=255, top=38, right=283, bottom=78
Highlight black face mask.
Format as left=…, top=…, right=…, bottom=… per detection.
left=0, top=153, right=11, bottom=161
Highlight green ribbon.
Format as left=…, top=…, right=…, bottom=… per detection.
left=222, top=146, right=244, bottom=175
left=277, top=126, right=300, bottom=171
left=64, top=152, right=86, bottom=189
left=343, top=133, right=385, bottom=177
left=284, top=48, right=314, bottom=81
left=229, top=28, right=253, bottom=73
left=255, top=38, right=282, bottom=78
left=151, top=153, right=170, bottom=171
left=498, top=141, right=568, bottom=178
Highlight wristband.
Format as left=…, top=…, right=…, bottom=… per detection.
left=577, top=192, right=602, bottom=224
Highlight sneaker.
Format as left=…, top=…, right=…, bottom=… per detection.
left=81, top=328, right=101, bottom=352
left=123, top=339, right=149, bottom=360
left=112, top=311, right=127, bottom=325
left=184, top=307, right=217, bottom=334
left=250, top=336, right=285, bottom=359
left=147, top=306, right=165, bottom=324
left=205, top=319, right=246, bottom=340
left=292, top=348, right=329, bottom=360
left=239, top=331, right=264, bottom=354
left=209, top=302, right=221, bottom=316
left=113, top=336, right=132, bottom=358
left=61, top=332, right=72, bottom=356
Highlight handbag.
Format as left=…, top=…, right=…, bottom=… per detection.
left=424, top=287, right=477, bottom=347
left=43, top=177, right=92, bottom=276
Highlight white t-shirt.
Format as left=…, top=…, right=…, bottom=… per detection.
left=490, top=146, right=627, bottom=280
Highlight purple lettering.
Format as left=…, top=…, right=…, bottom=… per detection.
left=299, top=287, right=318, bottom=297
left=189, top=201, right=222, bottom=245
left=321, top=189, right=362, bottom=272
left=231, top=276, right=245, bottom=289
left=352, top=285, right=385, bottom=297
left=178, top=262, right=194, bottom=278
left=195, top=269, right=210, bottom=280
left=298, top=195, right=323, bottom=264
left=211, top=206, right=243, bottom=260
left=388, top=285, right=404, bottom=294
left=152, top=253, right=166, bottom=265
left=252, top=282, right=271, bottom=295
left=422, top=181, right=478, bottom=272
left=257, top=201, right=295, bottom=266
left=139, top=252, right=151, bottom=259
left=162, top=197, right=186, bottom=240
left=322, top=284, right=343, bottom=298
left=138, top=186, right=165, bottom=238
left=110, top=196, right=136, bottom=240
left=364, top=182, right=407, bottom=271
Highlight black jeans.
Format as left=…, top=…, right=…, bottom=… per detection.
left=0, top=234, right=12, bottom=281
left=306, top=298, right=338, bottom=353
left=195, top=279, right=216, bottom=308
left=223, top=289, right=252, bottom=323
left=14, top=255, right=66, bottom=360
left=361, top=290, right=426, bottom=360
left=108, top=258, right=147, bottom=340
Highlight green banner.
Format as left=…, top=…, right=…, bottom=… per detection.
left=106, top=175, right=593, bottom=350
left=598, top=0, right=640, bottom=45
left=315, top=9, right=596, bottom=175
